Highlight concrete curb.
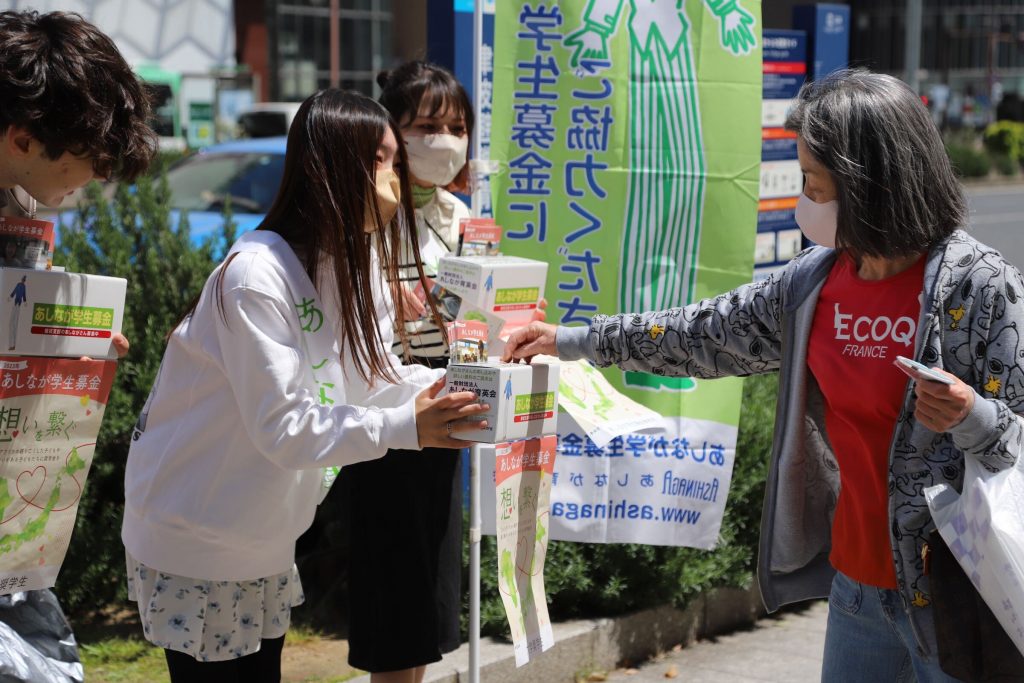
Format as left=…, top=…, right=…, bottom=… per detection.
left=348, top=585, right=764, bottom=683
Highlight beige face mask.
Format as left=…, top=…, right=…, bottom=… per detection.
left=364, top=169, right=401, bottom=233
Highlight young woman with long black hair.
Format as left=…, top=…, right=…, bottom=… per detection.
left=121, top=89, right=488, bottom=683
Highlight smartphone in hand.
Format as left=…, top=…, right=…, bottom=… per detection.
left=894, top=356, right=955, bottom=385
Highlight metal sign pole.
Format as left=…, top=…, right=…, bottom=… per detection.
left=468, top=444, right=482, bottom=683
left=469, top=4, right=484, bottom=683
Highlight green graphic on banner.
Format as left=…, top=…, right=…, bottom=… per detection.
left=490, top=1, right=760, bottom=551
left=492, top=0, right=761, bottom=426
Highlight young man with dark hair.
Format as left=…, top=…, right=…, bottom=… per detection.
left=0, top=10, right=156, bottom=214
left=0, top=10, right=154, bottom=682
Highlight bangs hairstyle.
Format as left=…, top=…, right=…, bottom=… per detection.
left=0, top=11, right=156, bottom=180
left=784, top=69, right=966, bottom=259
left=377, top=61, right=474, bottom=136
left=195, top=89, right=441, bottom=386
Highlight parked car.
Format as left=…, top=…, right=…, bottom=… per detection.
left=54, top=137, right=287, bottom=244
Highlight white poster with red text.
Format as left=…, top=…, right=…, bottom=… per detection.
left=495, top=436, right=557, bottom=666
left=0, top=357, right=115, bottom=593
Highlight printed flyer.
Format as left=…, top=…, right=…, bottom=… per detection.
left=0, top=357, right=116, bottom=593
left=0, top=215, right=54, bottom=270
left=557, top=359, right=662, bottom=447
left=494, top=436, right=557, bottom=666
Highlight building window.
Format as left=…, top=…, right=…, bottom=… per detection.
left=272, top=0, right=392, bottom=101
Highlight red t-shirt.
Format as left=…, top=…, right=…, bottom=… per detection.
left=807, top=252, right=926, bottom=589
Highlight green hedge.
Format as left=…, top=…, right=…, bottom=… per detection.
left=983, top=120, right=1024, bottom=161
left=945, top=142, right=992, bottom=179
left=992, top=153, right=1018, bottom=177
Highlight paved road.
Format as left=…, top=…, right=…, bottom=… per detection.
left=966, top=184, right=1024, bottom=269
left=604, top=601, right=829, bottom=683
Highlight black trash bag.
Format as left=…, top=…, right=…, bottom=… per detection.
left=0, top=589, right=83, bottom=683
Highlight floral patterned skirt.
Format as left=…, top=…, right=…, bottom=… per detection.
left=126, top=553, right=304, bottom=662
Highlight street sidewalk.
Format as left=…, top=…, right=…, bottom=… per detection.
left=604, top=601, right=827, bottom=682
left=347, top=597, right=827, bottom=683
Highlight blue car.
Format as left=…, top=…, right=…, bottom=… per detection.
left=56, top=137, right=287, bottom=244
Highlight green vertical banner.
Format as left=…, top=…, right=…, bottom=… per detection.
left=491, top=0, right=761, bottom=548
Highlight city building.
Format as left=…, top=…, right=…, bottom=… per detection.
left=767, top=1, right=1024, bottom=126
left=236, top=0, right=426, bottom=102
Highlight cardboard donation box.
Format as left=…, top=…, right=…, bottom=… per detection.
left=436, top=255, right=547, bottom=334
left=446, top=361, right=559, bottom=443
left=0, top=268, right=126, bottom=359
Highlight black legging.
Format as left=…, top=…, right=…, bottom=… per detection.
left=164, top=635, right=285, bottom=683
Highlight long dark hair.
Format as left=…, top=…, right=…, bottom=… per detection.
left=785, top=69, right=966, bottom=258
left=195, top=89, right=440, bottom=385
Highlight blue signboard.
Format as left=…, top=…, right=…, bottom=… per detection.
left=761, top=135, right=798, bottom=162
left=756, top=29, right=808, bottom=279
left=762, top=29, right=807, bottom=101
left=793, top=3, right=850, bottom=82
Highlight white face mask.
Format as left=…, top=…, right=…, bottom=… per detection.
left=795, top=192, right=839, bottom=248
left=404, top=134, right=468, bottom=187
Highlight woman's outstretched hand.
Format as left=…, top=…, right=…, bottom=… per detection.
left=501, top=321, right=558, bottom=364
left=415, top=376, right=490, bottom=448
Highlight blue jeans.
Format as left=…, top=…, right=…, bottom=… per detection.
left=822, top=572, right=962, bottom=683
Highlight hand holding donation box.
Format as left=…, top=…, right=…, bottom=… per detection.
left=0, top=268, right=127, bottom=359
left=445, top=360, right=560, bottom=444
left=0, top=250, right=127, bottom=593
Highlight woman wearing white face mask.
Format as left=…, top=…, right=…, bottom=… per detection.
left=500, top=69, right=1024, bottom=682
left=379, top=61, right=473, bottom=360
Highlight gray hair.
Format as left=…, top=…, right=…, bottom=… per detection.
left=785, top=69, right=966, bottom=258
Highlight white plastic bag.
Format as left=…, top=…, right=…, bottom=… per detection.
left=925, top=455, right=1024, bottom=657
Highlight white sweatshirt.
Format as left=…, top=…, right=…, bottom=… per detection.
left=122, top=231, right=442, bottom=581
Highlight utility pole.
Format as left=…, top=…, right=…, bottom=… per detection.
left=904, top=0, right=923, bottom=92
left=329, top=0, right=340, bottom=88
